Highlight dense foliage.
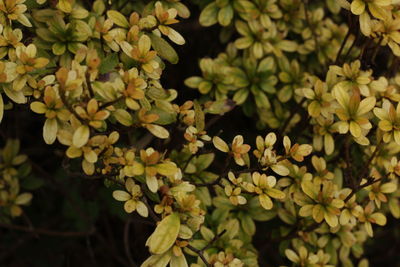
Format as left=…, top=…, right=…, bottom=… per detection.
left=1, top=0, right=400, bottom=266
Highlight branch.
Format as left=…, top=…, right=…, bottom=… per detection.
left=85, top=72, right=95, bottom=98
left=186, top=245, right=210, bottom=267
left=123, top=218, right=138, bottom=267
left=185, top=230, right=227, bottom=267
left=335, top=28, right=351, bottom=64
left=344, top=177, right=383, bottom=203
left=99, top=96, right=124, bottom=109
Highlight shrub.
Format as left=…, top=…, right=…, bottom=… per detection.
left=1, top=0, right=400, bottom=266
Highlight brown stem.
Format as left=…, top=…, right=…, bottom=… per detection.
left=186, top=245, right=210, bottom=267
left=86, top=72, right=95, bottom=98
left=371, top=37, right=384, bottom=65
left=123, top=217, right=138, bottom=267
left=59, top=85, right=86, bottom=125
left=202, top=229, right=227, bottom=251
left=140, top=190, right=160, bottom=222
left=344, top=177, right=383, bottom=203
left=335, top=28, right=351, bottom=64
left=99, top=96, right=124, bottom=109
left=357, top=139, right=383, bottom=182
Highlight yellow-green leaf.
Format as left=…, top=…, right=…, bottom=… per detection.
left=73, top=125, right=90, bottom=148
left=146, top=124, right=169, bottom=139
left=147, top=213, right=181, bottom=254
left=107, top=10, right=129, bottom=28
left=43, top=118, right=58, bottom=145
left=148, top=33, right=179, bottom=64
left=199, top=2, right=218, bottom=26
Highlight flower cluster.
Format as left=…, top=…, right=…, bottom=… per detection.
left=1, top=0, right=400, bottom=266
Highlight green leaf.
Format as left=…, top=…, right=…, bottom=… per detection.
left=142, top=252, right=172, bottom=267
left=241, top=214, right=255, bottom=236
left=147, top=213, right=180, bottom=254
left=151, top=107, right=177, bottom=125
left=218, top=5, right=233, bottom=26
left=113, top=109, right=133, bottom=126
left=199, top=2, right=219, bottom=26
left=196, top=153, right=215, bottom=172
left=148, top=33, right=179, bottom=64
left=107, top=10, right=130, bottom=28
left=21, top=176, right=44, bottom=190
left=99, top=53, right=119, bottom=74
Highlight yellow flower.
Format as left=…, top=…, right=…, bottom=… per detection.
left=213, top=135, right=250, bottom=166
left=14, top=44, right=49, bottom=91
left=283, top=136, right=313, bottom=162
left=0, top=0, right=32, bottom=27
left=138, top=108, right=170, bottom=139
left=209, top=251, right=243, bottom=267
left=253, top=133, right=290, bottom=175
left=285, top=246, right=320, bottom=266
left=231, top=135, right=250, bottom=166
left=298, top=180, right=344, bottom=227
left=30, top=86, right=70, bottom=144
left=300, top=79, right=333, bottom=118
left=373, top=100, right=400, bottom=144
left=122, top=68, right=146, bottom=110
left=372, top=15, right=400, bottom=56
left=224, top=184, right=247, bottom=206
left=333, top=87, right=375, bottom=140
left=0, top=26, right=22, bottom=58
left=154, top=2, right=185, bottom=45
left=329, top=60, right=372, bottom=96
left=364, top=178, right=397, bottom=208
left=75, top=99, right=110, bottom=129
left=358, top=201, right=386, bottom=237
left=311, top=156, right=334, bottom=183
left=349, top=0, right=391, bottom=36
left=183, top=126, right=211, bottom=154
left=338, top=188, right=363, bottom=226
left=313, top=117, right=335, bottom=155
left=113, top=178, right=148, bottom=217
left=247, top=172, right=285, bottom=210
left=120, top=35, right=159, bottom=75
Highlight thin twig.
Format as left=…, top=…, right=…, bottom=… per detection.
left=186, top=245, right=210, bottom=267
left=85, top=72, right=95, bottom=98
left=202, top=229, right=227, bottom=251
left=59, top=85, right=86, bottom=125
left=123, top=217, right=138, bottom=267
left=357, top=139, right=383, bottom=182
left=99, top=96, right=124, bottom=109
left=140, top=190, right=160, bottom=222
left=344, top=177, right=383, bottom=202
left=335, top=28, right=351, bottom=64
